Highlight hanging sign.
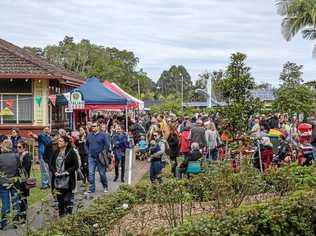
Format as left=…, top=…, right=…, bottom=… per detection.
left=49, top=95, right=57, bottom=106
left=35, top=96, right=42, bottom=106
left=65, top=107, right=73, bottom=113
left=68, top=89, right=85, bottom=109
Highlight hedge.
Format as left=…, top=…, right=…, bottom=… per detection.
left=28, top=184, right=144, bottom=235
left=29, top=163, right=316, bottom=236
left=161, top=189, right=316, bottom=236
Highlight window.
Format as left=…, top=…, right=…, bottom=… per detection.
left=0, top=95, right=33, bottom=124
left=0, top=79, right=33, bottom=124
left=18, top=95, right=33, bottom=123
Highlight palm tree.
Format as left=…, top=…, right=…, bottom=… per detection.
left=276, top=0, right=316, bottom=57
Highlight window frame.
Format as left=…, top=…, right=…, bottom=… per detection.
left=0, top=92, right=33, bottom=125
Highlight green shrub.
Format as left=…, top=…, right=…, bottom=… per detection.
left=161, top=189, right=316, bottom=236
left=29, top=164, right=316, bottom=235
left=29, top=185, right=141, bottom=236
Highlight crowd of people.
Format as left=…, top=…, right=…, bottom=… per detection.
left=0, top=111, right=315, bottom=230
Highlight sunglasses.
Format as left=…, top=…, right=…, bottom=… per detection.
left=17, top=146, right=23, bottom=149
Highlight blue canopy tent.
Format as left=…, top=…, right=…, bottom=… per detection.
left=57, top=76, right=128, bottom=107
left=56, top=76, right=130, bottom=130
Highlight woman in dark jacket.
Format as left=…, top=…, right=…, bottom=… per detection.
left=17, top=140, right=32, bottom=222
left=50, top=136, right=79, bottom=217
left=168, top=127, right=180, bottom=177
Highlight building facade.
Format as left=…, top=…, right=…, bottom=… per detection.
left=0, top=38, right=84, bottom=136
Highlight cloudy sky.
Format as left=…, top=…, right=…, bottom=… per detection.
left=0, top=0, right=315, bottom=85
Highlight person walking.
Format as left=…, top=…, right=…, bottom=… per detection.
left=179, top=124, right=191, bottom=156
left=168, top=127, right=179, bottom=177
left=86, top=123, right=111, bottom=193
left=149, top=131, right=166, bottom=183
left=75, top=127, right=88, bottom=184
left=0, top=139, right=20, bottom=230
left=50, top=136, right=79, bottom=217
left=205, top=122, right=221, bottom=161
left=189, top=119, right=206, bottom=149
left=112, top=126, right=129, bottom=182
left=29, top=127, right=51, bottom=189
left=17, top=140, right=32, bottom=223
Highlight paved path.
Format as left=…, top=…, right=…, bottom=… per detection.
left=3, top=150, right=149, bottom=236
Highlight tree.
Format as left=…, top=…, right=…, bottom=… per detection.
left=218, top=52, right=262, bottom=133
left=273, top=62, right=315, bottom=115
left=157, top=65, right=193, bottom=100
left=276, top=0, right=316, bottom=57
left=25, top=36, right=156, bottom=98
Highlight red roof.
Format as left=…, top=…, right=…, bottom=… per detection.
left=0, top=38, right=84, bottom=85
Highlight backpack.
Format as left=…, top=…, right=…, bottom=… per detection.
left=160, top=139, right=170, bottom=156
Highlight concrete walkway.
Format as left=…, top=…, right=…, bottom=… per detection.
left=3, top=151, right=149, bottom=236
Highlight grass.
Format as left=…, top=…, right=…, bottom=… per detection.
left=28, top=168, right=50, bottom=206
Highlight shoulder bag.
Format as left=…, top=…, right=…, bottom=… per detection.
left=19, top=155, right=36, bottom=190
left=54, top=151, right=70, bottom=190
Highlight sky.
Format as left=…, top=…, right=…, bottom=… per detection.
left=0, top=0, right=315, bottom=85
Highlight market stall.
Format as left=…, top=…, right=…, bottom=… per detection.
left=103, top=80, right=144, bottom=110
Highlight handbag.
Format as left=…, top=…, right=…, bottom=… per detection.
left=54, top=152, right=70, bottom=190
left=19, top=160, right=36, bottom=190
left=98, top=149, right=110, bottom=168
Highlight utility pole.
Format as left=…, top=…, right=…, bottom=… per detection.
left=181, top=76, right=184, bottom=112
left=137, top=79, right=141, bottom=100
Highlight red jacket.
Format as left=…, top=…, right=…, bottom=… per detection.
left=180, top=130, right=190, bottom=153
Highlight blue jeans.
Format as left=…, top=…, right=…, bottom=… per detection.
left=0, top=185, right=20, bottom=229
left=150, top=160, right=163, bottom=183
left=88, top=157, right=108, bottom=192
left=39, top=150, right=50, bottom=187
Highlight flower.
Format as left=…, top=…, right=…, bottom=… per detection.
left=93, top=223, right=99, bottom=228
left=122, top=203, right=129, bottom=209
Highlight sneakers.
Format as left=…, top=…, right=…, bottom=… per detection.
left=104, top=188, right=108, bottom=193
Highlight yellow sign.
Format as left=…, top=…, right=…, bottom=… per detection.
left=0, top=107, right=14, bottom=116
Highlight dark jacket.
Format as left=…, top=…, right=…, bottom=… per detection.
left=189, top=127, right=206, bottom=147
left=269, top=116, right=279, bottom=129
left=168, top=134, right=179, bottom=159
left=20, top=152, right=32, bottom=196
left=112, top=133, right=129, bottom=158
left=50, top=148, right=79, bottom=191
left=75, top=136, right=88, bottom=163
left=183, top=150, right=202, bottom=169
left=11, top=136, right=22, bottom=153
left=0, top=152, right=20, bottom=185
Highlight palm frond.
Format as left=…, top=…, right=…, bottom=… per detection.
left=302, top=28, right=316, bottom=40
